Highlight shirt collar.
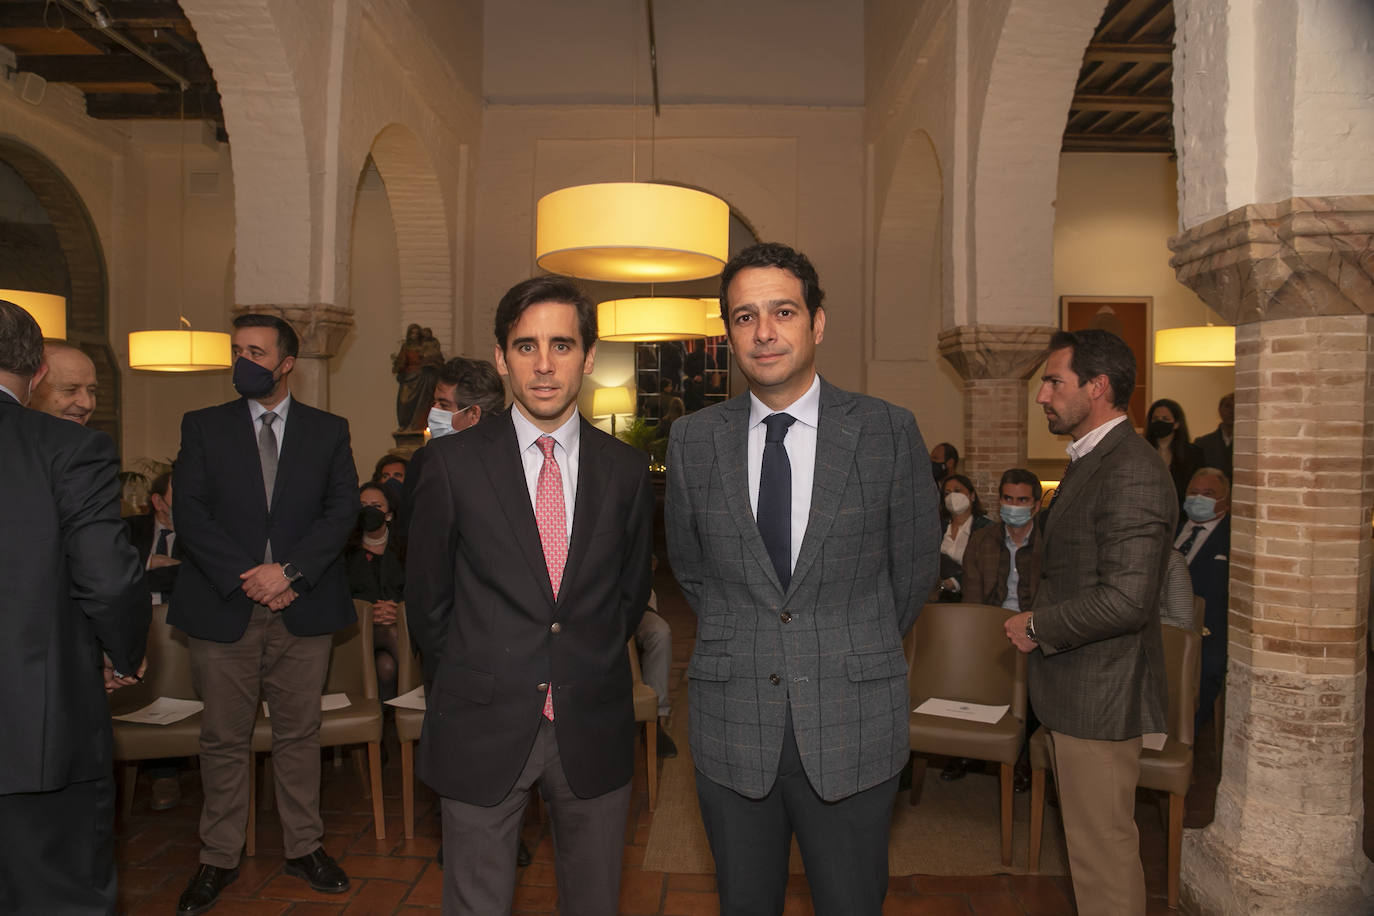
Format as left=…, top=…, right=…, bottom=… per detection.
left=511, top=405, right=580, bottom=454
left=748, top=373, right=821, bottom=430
left=0, top=381, right=19, bottom=403
left=1066, top=413, right=1129, bottom=463
left=248, top=393, right=292, bottom=424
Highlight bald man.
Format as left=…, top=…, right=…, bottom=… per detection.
left=31, top=341, right=97, bottom=425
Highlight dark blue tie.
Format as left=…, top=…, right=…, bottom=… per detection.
left=1178, top=524, right=1205, bottom=561
left=758, top=413, right=797, bottom=589
left=154, top=528, right=171, bottom=556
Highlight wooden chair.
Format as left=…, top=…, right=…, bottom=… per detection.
left=1028, top=624, right=1201, bottom=909
left=906, top=602, right=1027, bottom=867
left=628, top=638, right=660, bottom=810
left=393, top=603, right=425, bottom=838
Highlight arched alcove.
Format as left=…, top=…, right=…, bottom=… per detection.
left=874, top=129, right=943, bottom=357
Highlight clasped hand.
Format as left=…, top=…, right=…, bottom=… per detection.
left=103, top=652, right=148, bottom=693
left=240, top=563, right=297, bottom=611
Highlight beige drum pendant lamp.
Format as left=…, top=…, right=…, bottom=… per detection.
left=129, top=317, right=232, bottom=371
left=1154, top=326, right=1235, bottom=367
left=598, top=297, right=709, bottom=342
left=536, top=182, right=729, bottom=283
left=703, top=298, right=725, bottom=337
left=1, top=289, right=67, bottom=339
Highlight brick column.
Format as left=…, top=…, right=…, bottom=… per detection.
left=231, top=304, right=353, bottom=410
left=937, top=325, right=1056, bottom=499
left=1170, top=196, right=1374, bottom=913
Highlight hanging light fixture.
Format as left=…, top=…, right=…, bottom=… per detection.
left=0, top=289, right=66, bottom=338
left=702, top=297, right=725, bottom=337
left=598, top=298, right=708, bottom=341
left=533, top=2, right=729, bottom=283
left=1155, top=325, right=1235, bottom=367
left=127, top=88, right=231, bottom=372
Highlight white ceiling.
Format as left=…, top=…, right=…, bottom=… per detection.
left=482, top=0, right=864, bottom=107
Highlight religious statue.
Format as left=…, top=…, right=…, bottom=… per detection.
left=392, top=323, right=445, bottom=430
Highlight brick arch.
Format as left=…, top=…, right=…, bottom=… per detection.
left=0, top=136, right=119, bottom=445
left=180, top=0, right=314, bottom=306
left=971, top=0, right=1108, bottom=326
left=874, top=128, right=943, bottom=357
left=366, top=124, right=453, bottom=349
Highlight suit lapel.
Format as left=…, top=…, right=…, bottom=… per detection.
left=713, top=396, right=784, bottom=592
left=270, top=399, right=307, bottom=513
left=559, top=418, right=606, bottom=608
left=1042, top=420, right=1130, bottom=545
left=788, top=381, right=859, bottom=598
left=479, top=415, right=557, bottom=608
left=230, top=399, right=269, bottom=510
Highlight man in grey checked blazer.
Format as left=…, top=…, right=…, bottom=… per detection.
left=666, top=243, right=940, bottom=916
left=1005, top=329, right=1174, bottom=916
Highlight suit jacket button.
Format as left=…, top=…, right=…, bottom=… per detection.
left=769, top=673, right=781, bottom=686
left=537, top=682, right=549, bottom=692
left=550, top=622, right=561, bottom=633
left=780, top=611, right=792, bottom=623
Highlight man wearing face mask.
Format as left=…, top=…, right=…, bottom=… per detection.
left=401, top=356, right=506, bottom=526
left=169, top=313, right=358, bottom=914
left=1175, top=468, right=1231, bottom=731
left=930, top=442, right=958, bottom=486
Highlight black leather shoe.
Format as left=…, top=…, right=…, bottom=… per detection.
left=656, top=729, right=679, bottom=759
left=177, top=864, right=239, bottom=915
left=939, top=757, right=970, bottom=781
left=517, top=839, right=532, bottom=867
left=283, top=847, right=350, bottom=893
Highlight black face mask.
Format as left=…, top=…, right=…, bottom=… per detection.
left=1148, top=419, right=1175, bottom=440
left=359, top=505, right=388, bottom=533
left=232, top=356, right=281, bottom=400
left=931, top=460, right=946, bottom=480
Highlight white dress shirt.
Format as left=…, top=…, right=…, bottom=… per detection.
left=1174, top=514, right=1223, bottom=564
left=248, top=393, right=292, bottom=458
left=747, top=373, right=820, bottom=576
left=512, top=407, right=579, bottom=539
left=1065, top=413, right=1130, bottom=463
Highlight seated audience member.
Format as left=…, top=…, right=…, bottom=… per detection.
left=30, top=339, right=98, bottom=425
left=1146, top=397, right=1203, bottom=507
left=638, top=563, right=678, bottom=759
left=930, top=441, right=959, bottom=487
left=345, top=483, right=405, bottom=700
left=1193, top=392, right=1235, bottom=481
left=1158, top=549, right=1195, bottom=630
left=1176, top=467, right=1231, bottom=730
left=936, top=473, right=992, bottom=601
left=957, top=468, right=1042, bottom=787
left=372, top=454, right=407, bottom=487
left=125, top=469, right=186, bottom=810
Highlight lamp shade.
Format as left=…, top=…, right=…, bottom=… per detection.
left=1154, top=326, right=1235, bottom=367
left=599, top=298, right=708, bottom=342
left=703, top=298, right=725, bottom=337
left=592, top=385, right=634, bottom=418
left=537, top=182, right=729, bottom=282
left=129, top=329, right=233, bottom=372
left=0, top=289, right=66, bottom=339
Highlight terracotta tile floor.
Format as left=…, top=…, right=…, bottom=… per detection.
left=114, top=567, right=1373, bottom=915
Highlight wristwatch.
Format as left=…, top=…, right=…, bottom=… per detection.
left=282, top=562, right=304, bottom=583
left=1025, top=614, right=1038, bottom=644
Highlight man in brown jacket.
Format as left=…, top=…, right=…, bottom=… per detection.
left=962, top=468, right=1042, bottom=611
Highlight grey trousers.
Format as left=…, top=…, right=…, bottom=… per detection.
left=439, top=717, right=632, bottom=916
left=189, top=605, right=332, bottom=866
left=635, top=609, right=672, bottom=718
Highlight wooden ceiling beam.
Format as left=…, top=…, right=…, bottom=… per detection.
left=1083, top=41, right=1173, bottom=64
left=1071, top=93, right=1171, bottom=113
left=1129, top=0, right=1174, bottom=42
left=84, top=90, right=221, bottom=120
left=15, top=52, right=211, bottom=83
left=1063, top=132, right=1174, bottom=153
left=0, top=1, right=187, bottom=29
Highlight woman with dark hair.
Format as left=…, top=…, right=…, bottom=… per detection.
left=1146, top=397, right=1203, bottom=506
left=345, top=482, right=405, bottom=700
left=936, top=473, right=994, bottom=602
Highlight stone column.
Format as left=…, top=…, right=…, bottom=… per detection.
left=1170, top=196, right=1374, bottom=914
left=231, top=304, right=353, bottom=410
left=937, top=325, right=1056, bottom=499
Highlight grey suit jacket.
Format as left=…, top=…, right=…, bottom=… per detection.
left=666, top=378, right=940, bottom=802
left=1030, top=418, right=1174, bottom=740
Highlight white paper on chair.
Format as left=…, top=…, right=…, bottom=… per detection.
left=113, top=696, right=204, bottom=725
left=1142, top=732, right=1166, bottom=751
left=914, top=697, right=1009, bottom=724
left=384, top=685, right=426, bottom=710
left=262, top=693, right=351, bottom=717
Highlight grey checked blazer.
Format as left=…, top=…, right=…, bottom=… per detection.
left=666, top=379, right=940, bottom=802
left=1030, top=418, right=1175, bottom=740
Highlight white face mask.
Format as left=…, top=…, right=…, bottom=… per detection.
left=427, top=405, right=457, bottom=439
left=944, top=491, right=971, bottom=516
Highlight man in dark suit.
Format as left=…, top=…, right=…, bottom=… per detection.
left=0, top=299, right=149, bottom=915
left=1176, top=467, right=1231, bottom=730
left=666, top=243, right=941, bottom=916
left=170, top=314, right=358, bottom=914
left=1005, top=329, right=1175, bottom=916
left=1193, top=392, right=1234, bottom=481
left=408, top=276, right=654, bottom=915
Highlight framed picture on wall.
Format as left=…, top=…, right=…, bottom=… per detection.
left=1060, top=295, right=1152, bottom=430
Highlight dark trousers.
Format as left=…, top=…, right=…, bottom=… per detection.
left=439, top=717, right=632, bottom=916
left=1196, top=608, right=1228, bottom=731
left=695, top=710, right=898, bottom=916
left=0, top=774, right=117, bottom=915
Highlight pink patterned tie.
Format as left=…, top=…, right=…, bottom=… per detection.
left=535, top=435, right=567, bottom=721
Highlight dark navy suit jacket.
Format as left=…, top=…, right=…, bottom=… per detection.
left=1181, top=514, right=1230, bottom=635
left=169, top=396, right=358, bottom=642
